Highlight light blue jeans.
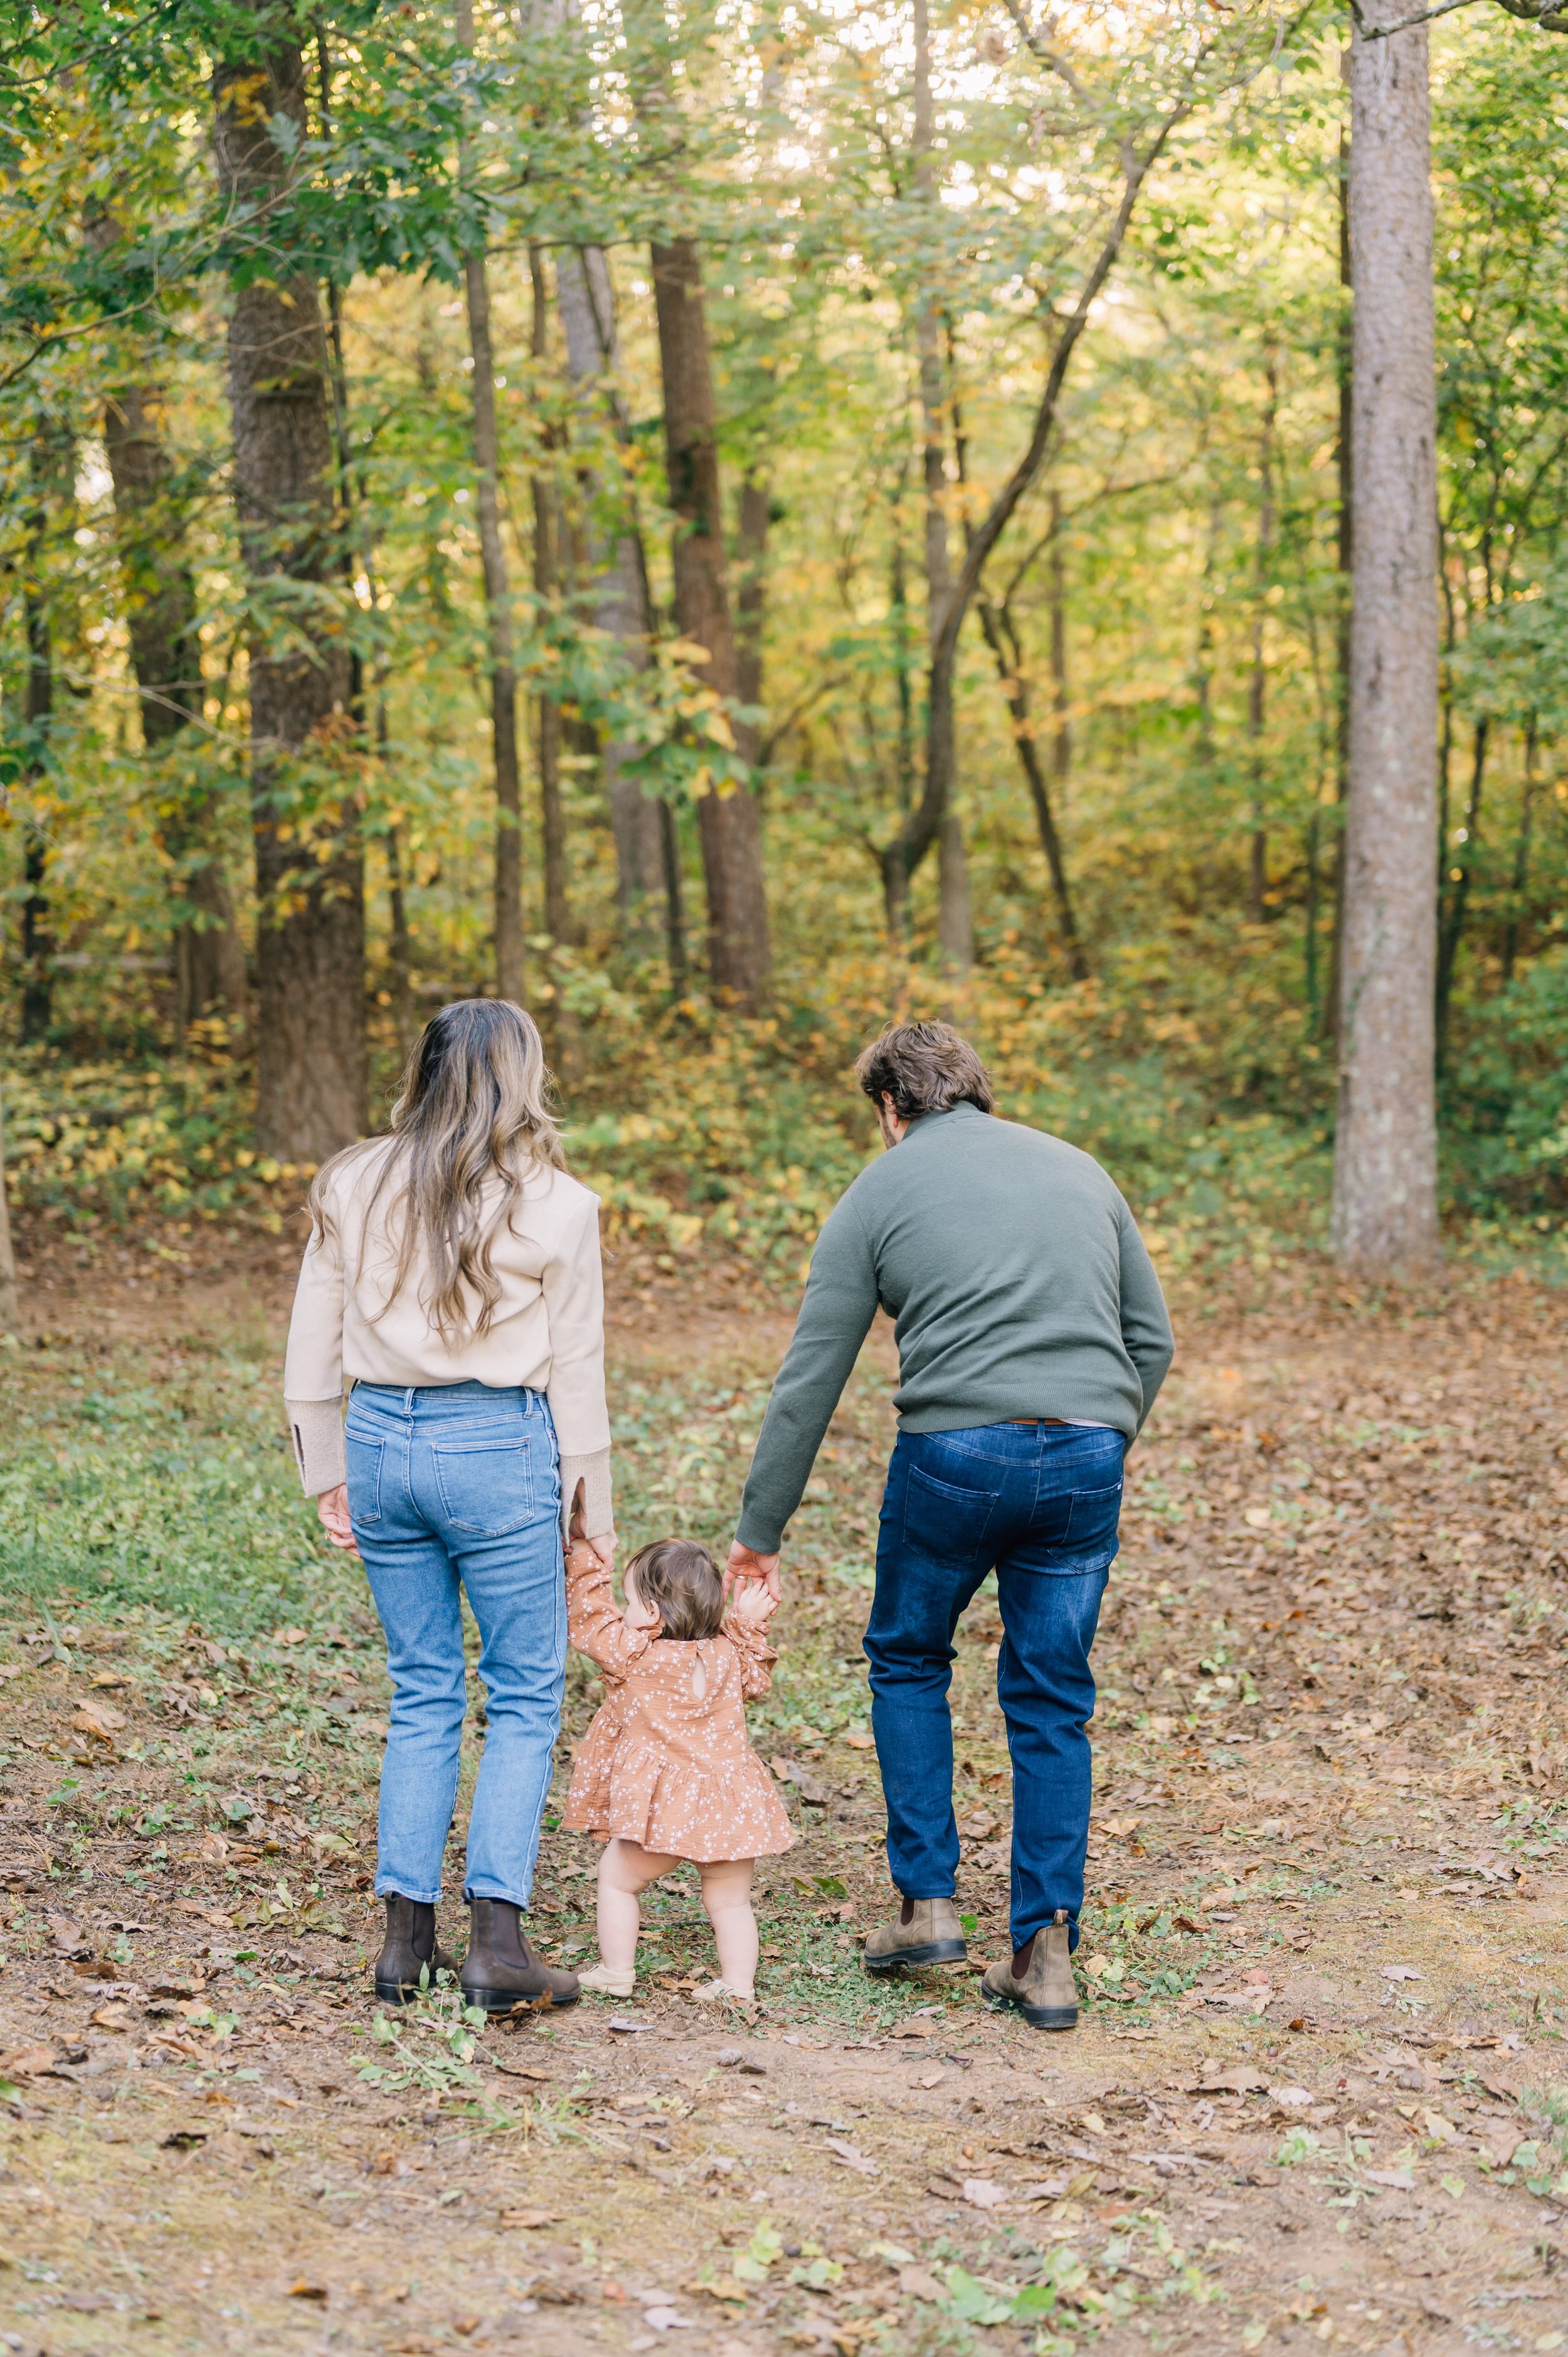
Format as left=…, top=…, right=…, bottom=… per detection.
left=344, top=1381, right=565, bottom=1908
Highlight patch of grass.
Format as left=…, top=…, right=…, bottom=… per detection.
left=0, top=1342, right=351, bottom=1641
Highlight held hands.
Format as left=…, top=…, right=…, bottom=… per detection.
left=724, top=1538, right=782, bottom=1607
left=567, top=1532, right=619, bottom=1576
left=729, top=1576, right=778, bottom=1632
left=315, top=1484, right=359, bottom=1558
left=568, top=1479, right=617, bottom=1574
left=322, top=1484, right=619, bottom=1575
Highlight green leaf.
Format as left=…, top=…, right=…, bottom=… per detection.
left=942, top=2269, right=1017, bottom=2326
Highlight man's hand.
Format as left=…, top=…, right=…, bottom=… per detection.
left=725, top=1539, right=781, bottom=1605
left=316, top=1484, right=359, bottom=1558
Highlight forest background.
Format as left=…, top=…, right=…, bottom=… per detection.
left=3, top=0, right=1567, bottom=1290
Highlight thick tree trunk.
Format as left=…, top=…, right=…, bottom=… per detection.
left=554, top=244, right=667, bottom=927
left=102, top=382, right=248, bottom=1031
left=938, top=808, right=973, bottom=973
left=214, top=19, right=364, bottom=1164
left=1330, top=1, right=1440, bottom=1279
left=650, top=237, right=770, bottom=1009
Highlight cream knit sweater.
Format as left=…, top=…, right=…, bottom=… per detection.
left=283, top=1137, right=613, bottom=1539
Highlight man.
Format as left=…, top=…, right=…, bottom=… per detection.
left=726, top=1021, right=1173, bottom=2031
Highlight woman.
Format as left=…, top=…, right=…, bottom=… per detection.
left=283, top=999, right=613, bottom=2013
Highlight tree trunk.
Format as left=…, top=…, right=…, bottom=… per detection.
left=974, top=585, right=1087, bottom=977
left=1247, top=356, right=1277, bottom=922
left=650, top=236, right=770, bottom=1009
left=735, top=471, right=770, bottom=757
left=938, top=807, right=973, bottom=973
left=1327, top=114, right=1352, bottom=1043
left=554, top=243, right=667, bottom=929
left=102, top=381, right=248, bottom=1031
left=454, top=0, right=524, bottom=1006
left=1330, top=0, right=1440, bottom=1279
left=0, top=1088, right=19, bottom=1333
left=214, top=17, right=364, bottom=1164
left=913, top=0, right=970, bottom=972
left=1048, top=489, right=1071, bottom=816
left=1435, top=715, right=1487, bottom=1062
left=19, top=441, right=56, bottom=1046
left=1194, top=494, right=1220, bottom=767
left=1502, top=718, right=1538, bottom=986
left=386, top=814, right=415, bottom=1056
left=530, top=247, right=570, bottom=950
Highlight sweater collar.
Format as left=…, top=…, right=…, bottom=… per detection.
left=904, top=1101, right=986, bottom=1137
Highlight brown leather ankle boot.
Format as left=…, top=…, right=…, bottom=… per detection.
left=862, top=1897, right=968, bottom=1976
left=980, top=1909, right=1078, bottom=2030
left=373, top=1895, right=460, bottom=2006
left=460, top=1899, right=581, bottom=2015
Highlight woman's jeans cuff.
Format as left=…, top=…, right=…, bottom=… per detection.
left=464, top=1883, right=533, bottom=1908
left=375, top=1876, right=443, bottom=1905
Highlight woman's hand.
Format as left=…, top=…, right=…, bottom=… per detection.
left=316, top=1484, right=360, bottom=1558
left=566, top=1476, right=615, bottom=1574
left=725, top=1539, right=781, bottom=1605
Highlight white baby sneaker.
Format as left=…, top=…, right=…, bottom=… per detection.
left=577, top=1961, right=637, bottom=1998
left=693, top=1977, right=756, bottom=2007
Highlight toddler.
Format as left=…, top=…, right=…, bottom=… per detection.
left=561, top=1535, right=795, bottom=2003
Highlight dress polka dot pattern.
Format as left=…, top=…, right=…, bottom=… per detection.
left=561, top=1556, right=797, bottom=1864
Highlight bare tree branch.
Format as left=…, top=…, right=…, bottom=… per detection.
left=1352, top=0, right=1565, bottom=36
left=890, top=95, right=1190, bottom=879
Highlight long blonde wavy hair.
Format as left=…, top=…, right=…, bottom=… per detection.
left=309, top=999, right=564, bottom=1341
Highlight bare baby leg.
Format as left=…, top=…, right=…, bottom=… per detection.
left=580, top=1836, right=681, bottom=1996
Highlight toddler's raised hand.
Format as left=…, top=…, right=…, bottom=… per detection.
left=731, top=1578, right=778, bottom=1630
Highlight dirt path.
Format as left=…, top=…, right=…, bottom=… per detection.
left=1, top=1243, right=1566, bottom=2356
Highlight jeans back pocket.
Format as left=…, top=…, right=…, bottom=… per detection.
left=901, top=1461, right=1001, bottom=1562
left=344, top=1431, right=385, bottom=1525
left=432, top=1435, right=535, bottom=1536
left=1062, top=1476, right=1123, bottom=1561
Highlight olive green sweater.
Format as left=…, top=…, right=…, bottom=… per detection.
left=736, top=1104, right=1174, bottom=1555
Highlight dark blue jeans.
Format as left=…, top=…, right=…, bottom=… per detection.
left=865, top=1422, right=1124, bottom=1950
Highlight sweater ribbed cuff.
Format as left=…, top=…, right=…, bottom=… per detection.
left=559, top=1446, right=613, bottom=1545
left=287, top=1397, right=346, bottom=1497
left=734, top=1510, right=784, bottom=1558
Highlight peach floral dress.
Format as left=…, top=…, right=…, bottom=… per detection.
left=561, top=1556, right=797, bottom=1863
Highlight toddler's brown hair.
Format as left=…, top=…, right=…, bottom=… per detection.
left=625, top=1538, right=727, bottom=1641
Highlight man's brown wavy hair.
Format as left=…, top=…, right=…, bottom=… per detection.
left=853, top=1019, right=995, bottom=1124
